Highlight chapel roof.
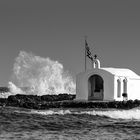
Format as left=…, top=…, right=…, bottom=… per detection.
left=101, top=67, right=140, bottom=78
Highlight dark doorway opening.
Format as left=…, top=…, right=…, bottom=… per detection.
left=88, top=75, right=104, bottom=100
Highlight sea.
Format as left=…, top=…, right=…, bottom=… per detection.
left=0, top=107, right=140, bottom=140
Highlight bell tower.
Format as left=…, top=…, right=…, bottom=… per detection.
left=93, top=54, right=101, bottom=69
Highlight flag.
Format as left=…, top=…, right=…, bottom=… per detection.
left=85, top=39, right=93, bottom=61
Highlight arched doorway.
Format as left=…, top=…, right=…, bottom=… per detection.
left=88, top=75, right=104, bottom=100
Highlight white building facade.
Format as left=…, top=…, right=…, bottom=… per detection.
left=76, top=58, right=140, bottom=101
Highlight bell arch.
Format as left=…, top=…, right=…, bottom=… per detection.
left=93, top=59, right=100, bottom=69
left=88, top=74, right=104, bottom=100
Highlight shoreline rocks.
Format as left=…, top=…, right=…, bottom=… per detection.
left=0, top=94, right=140, bottom=110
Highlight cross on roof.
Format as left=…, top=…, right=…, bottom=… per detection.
left=94, top=54, right=97, bottom=59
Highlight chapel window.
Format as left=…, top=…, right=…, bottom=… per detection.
left=117, top=79, right=121, bottom=97
left=123, top=78, right=127, bottom=94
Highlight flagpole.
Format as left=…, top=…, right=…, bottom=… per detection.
left=85, top=36, right=87, bottom=71
left=85, top=42, right=86, bottom=71
left=91, top=59, right=93, bottom=68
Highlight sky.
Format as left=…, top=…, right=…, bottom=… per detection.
left=0, top=0, right=140, bottom=86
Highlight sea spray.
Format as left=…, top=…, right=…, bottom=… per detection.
left=10, top=51, right=76, bottom=95
left=8, top=82, right=25, bottom=95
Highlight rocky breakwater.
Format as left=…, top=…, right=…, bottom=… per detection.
left=5, top=94, right=76, bottom=109
left=0, top=94, right=140, bottom=109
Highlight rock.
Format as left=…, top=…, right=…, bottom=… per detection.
left=0, top=94, right=138, bottom=109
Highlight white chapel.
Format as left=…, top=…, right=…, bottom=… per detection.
left=76, top=56, right=140, bottom=101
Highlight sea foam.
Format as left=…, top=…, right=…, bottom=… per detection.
left=81, top=109, right=140, bottom=120
left=27, top=108, right=140, bottom=120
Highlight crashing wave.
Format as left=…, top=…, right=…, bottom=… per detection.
left=10, top=51, right=76, bottom=95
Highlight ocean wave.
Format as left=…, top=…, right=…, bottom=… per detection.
left=28, top=108, right=140, bottom=120
left=2, top=107, right=140, bottom=139
left=13, top=107, right=140, bottom=120
left=81, top=109, right=140, bottom=120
